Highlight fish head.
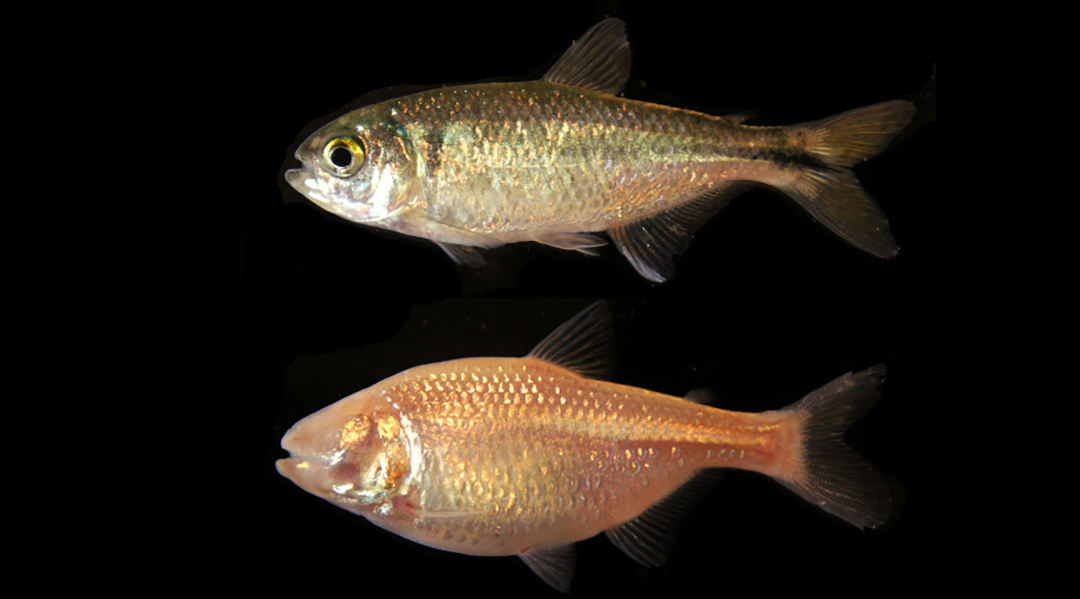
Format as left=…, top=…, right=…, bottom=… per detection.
left=277, top=388, right=414, bottom=513
left=286, top=105, right=416, bottom=224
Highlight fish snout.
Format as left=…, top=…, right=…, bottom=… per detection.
left=285, top=167, right=334, bottom=208
left=277, top=418, right=314, bottom=469
left=280, top=419, right=308, bottom=454
left=277, top=422, right=325, bottom=491
left=284, top=168, right=309, bottom=194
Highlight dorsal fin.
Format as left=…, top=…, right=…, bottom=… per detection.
left=542, top=18, right=631, bottom=96
left=525, top=301, right=616, bottom=380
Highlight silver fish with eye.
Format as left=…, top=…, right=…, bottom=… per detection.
left=285, top=19, right=915, bottom=282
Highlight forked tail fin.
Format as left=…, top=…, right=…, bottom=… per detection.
left=783, top=100, right=915, bottom=258
left=777, top=364, right=892, bottom=529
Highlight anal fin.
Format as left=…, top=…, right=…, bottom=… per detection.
left=609, top=182, right=754, bottom=282
left=605, top=471, right=721, bottom=567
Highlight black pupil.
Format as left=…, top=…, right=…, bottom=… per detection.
left=330, top=146, right=353, bottom=168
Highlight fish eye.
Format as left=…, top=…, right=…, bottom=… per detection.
left=330, top=147, right=351, bottom=168
left=321, top=136, right=366, bottom=177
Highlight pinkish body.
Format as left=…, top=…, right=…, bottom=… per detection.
left=277, top=303, right=890, bottom=591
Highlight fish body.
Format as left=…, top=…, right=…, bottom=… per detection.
left=344, top=82, right=782, bottom=244
left=277, top=303, right=892, bottom=591
left=285, top=19, right=915, bottom=281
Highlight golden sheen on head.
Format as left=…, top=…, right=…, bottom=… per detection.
left=323, top=412, right=411, bottom=506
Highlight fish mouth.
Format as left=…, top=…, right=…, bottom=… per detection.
left=276, top=454, right=323, bottom=497
left=276, top=436, right=332, bottom=498
left=276, top=426, right=314, bottom=486
left=275, top=455, right=300, bottom=479
left=285, top=168, right=330, bottom=206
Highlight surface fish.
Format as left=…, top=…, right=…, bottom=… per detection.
left=276, top=303, right=893, bottom=591
left=285, top=19, right=915, bottom=282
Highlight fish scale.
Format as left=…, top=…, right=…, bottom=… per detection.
left=375, top=356, right=787, bottom=556
left=286, top=18, right=914, bottom=280
left=277, top=302, right=893, bottom=591
left=392, top=83, right=765, bottom=235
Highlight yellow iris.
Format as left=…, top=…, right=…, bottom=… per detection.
left=321, top=136, right=366, bottom=177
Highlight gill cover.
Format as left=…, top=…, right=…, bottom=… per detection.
left=326, top=412, right=412, bottom=505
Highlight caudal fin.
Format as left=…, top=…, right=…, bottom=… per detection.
left=783, top=100, right=915, bottom=258
left=777, top=364, right=891, bottom=529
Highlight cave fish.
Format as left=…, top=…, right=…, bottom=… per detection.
left=285, top=18, right=915, bottom=282
left=276, top=303, right=893, bottom=591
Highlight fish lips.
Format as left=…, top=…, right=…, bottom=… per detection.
left=284, top=166, right=396, bottom=224
left=276, top=422, right=324, bottom=495
left=285, top=167, right=330, bottom=205
left=276, top=421, right=304, bottom=478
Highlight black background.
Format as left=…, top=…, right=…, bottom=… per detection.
left=231, top=2, right=939, bottom=595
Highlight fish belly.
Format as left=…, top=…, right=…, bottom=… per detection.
left=366, top=357, right=792, bottom=556
left=390, top=82, right=789, bottom=243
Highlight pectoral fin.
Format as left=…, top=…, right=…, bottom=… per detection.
left=410, top=215, right=503, bottom=268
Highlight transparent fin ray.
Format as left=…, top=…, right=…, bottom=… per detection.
left=542, top=18, right=631, bottom=96
left=434, top=241, right=486, bottom=267
left=519, top=545, right=576, bottom=593
left=605, top=471, right=722, bottom=567
left=533, top=232, right=608, bottom=256
left=723, top=110, right=756, bottom=124
left=609, top=182, right=754, bottom=282
left=683, top=388, right=718, bottom=405
left=799, top=100, right=916, bottom=169
left=422, top=216, right=505, bottom=267
left=776, top=364, right=892, bottom=529
left=780, top=100, right=915, bottom=258
left=526, top=301, right=616, bottom=380
left=784, top=167, right=898, bottom=259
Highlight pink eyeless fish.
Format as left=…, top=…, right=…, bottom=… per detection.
left=285, top=18, right=914, bottom=282
left=277, top=303, right=893, bottom=591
